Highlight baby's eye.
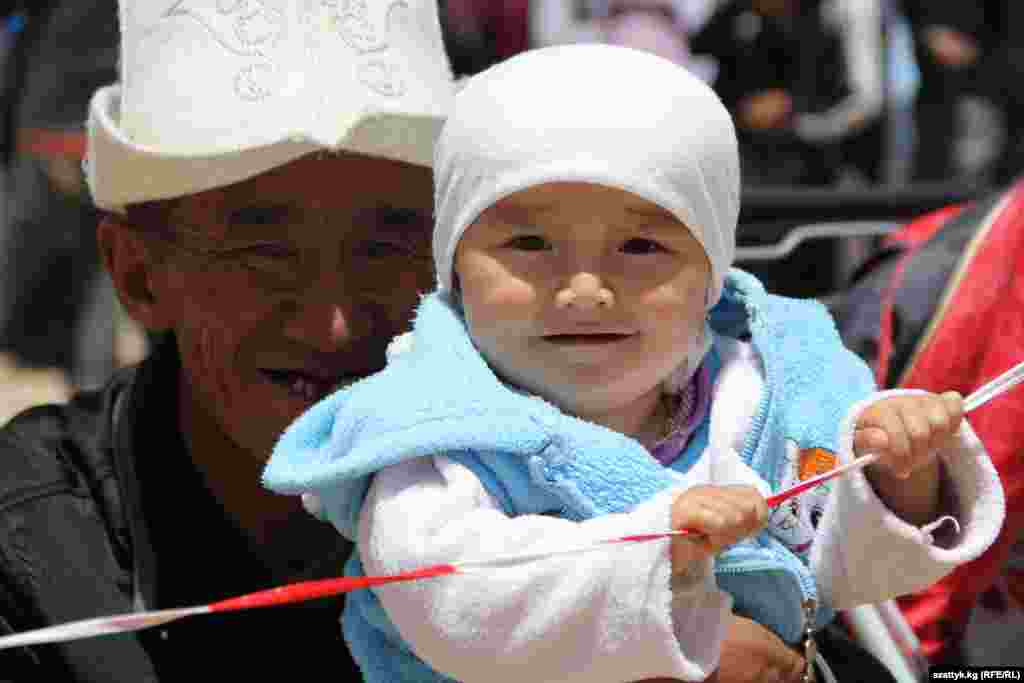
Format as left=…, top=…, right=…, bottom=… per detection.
left=621, top=238, right=668, bottom=254
left=504, top=235, right=551, bottom=251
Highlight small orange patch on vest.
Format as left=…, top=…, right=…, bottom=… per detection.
left=798, top=448, right=837, bottom=481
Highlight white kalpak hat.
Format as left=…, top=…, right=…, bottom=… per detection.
left=87, top=0, right=455, bottom=212
left=434, top=44, right=740, bottom=308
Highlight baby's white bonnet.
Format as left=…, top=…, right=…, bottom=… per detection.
left=432, top=43, right=741, bottom=309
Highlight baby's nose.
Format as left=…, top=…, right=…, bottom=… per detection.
left=555, top=272, right=615, bottom=310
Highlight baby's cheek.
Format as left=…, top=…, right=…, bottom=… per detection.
left=647, top=289, right=705, bottom=331
left=481, top=278, right=538, bottom=310
left=462, top=275, right=539, bottom=336
left=655, top=273, right=706, bottom=306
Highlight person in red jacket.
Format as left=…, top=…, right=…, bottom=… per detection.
left=837, top=181, right=1024, bottom=667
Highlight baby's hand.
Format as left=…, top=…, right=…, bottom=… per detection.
left=670, top=485, right=768, bottom=570
left=854, top=392, right=964, bottom=478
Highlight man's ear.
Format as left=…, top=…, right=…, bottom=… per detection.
left=97, top=215, right=174, bottom=331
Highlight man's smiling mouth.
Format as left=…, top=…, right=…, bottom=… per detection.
left=259, top=369, right=359, bottom=402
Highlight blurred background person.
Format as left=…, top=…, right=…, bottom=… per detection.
left=442, top=0, right=532, bottom=76
left=903, top=0, right=1024, bottom=186
left=529, top=0, right=719, bottom=82
left=690, top=0, right=886, bottom=187
left=0, top=0, right=132, bottom=418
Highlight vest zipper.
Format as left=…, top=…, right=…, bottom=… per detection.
left=802, top=597, right=818, bottom=682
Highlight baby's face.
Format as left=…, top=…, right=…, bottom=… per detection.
left=454, top=182, right=710, bottom=418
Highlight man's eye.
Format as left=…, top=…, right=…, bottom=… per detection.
left=361, top=240, right=412, bottom=259
left=621, top=238, right=668, bottom=255
left=217, top=243, right=303, bottom=288
left=240, top=243, right=299, bottom=262
left=377, top=207, right=430, bottom=228
left=367, top=207, right=432, bottom=241
left=227, top=205, right=295, bottom=227
left=233, top=243, right=301, bottom=276
left=504, top=235, right=551, bottom=251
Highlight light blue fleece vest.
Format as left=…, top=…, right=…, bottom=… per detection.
left=263, top=268, right=876, bottom=682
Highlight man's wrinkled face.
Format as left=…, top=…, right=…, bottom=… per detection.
left=149, top=153, right=434, bottom=461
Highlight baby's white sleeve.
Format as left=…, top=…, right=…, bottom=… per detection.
left=811, top=389, right=1005, bottom=609
left=358, top=454, right=732, bottom=683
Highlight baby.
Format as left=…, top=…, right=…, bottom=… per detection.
left=264, top=45, right=1004, bottom=682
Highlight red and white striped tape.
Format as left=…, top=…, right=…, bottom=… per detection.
left=1, top=359, right=1020, bottom=651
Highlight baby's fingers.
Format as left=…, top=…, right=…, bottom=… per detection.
left=669, top=486, right=766, bottom=567
left=694, top=487, right=768, bottom=548
left=855, top=404, right=912, bottom=475
left=908, top=391, right=964, bottom=458
left=897, top=402, right=941, bottom=476
left=856, top=392, right=964, bottom=478
left=937, top=391, right=965, bottom=434
left=853, top=425, right=889, bottom=458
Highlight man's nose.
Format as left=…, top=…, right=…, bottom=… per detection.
left=555, top=272, right=615, bottom=310
left=280, top=254, right=373, bottom=351
left=281, top=299, right=354, bottom=352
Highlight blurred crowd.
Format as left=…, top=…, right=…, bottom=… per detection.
left=444, top=0, right=1023, bottom=188
left=0, top=0, right=1019, bottom=419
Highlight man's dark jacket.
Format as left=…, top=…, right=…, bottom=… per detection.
left=0, top=339, right=362, bottom=681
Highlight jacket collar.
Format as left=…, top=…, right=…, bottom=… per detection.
left=110, top=334, right=182, bottom=612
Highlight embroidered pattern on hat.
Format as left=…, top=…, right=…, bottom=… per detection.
left=232, top=1, right=285, bottom=47
left=235, top=62, right=279, bottom=101
left=165, top=0, right=409, bottom=103
left=323, top=0, right=389, bottom=53
left=168, top=0, right=285, bottom=57
left=167, top=0, right=285, bottom=101
left=358, top=59, right=405, bottom=97
left=327, top=1, right=410, bottom=97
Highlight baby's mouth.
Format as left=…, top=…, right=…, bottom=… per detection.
left=543, top=333, right=632, bottom=346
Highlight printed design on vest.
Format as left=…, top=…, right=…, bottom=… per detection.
left=768, top=442, right=836, bottom=557
left=166, top=0, right=286, bottom=101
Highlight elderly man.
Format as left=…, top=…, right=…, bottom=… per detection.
left=0, top=2, right=810, bottom=681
